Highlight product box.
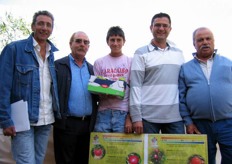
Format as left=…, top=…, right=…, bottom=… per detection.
left=89, top=132, right=208, bottom=164
left=88, top=75, right=126, bottom=98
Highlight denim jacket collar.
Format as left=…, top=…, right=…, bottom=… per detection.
left=24, top=33, right=58, bottom=53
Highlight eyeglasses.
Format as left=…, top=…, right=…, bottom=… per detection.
left=153, top=23, right=170, bottom=29
left=74, top=39, right=90, bottom=45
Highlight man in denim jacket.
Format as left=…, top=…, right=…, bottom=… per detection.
left=0, top=10, right=60, bottom=164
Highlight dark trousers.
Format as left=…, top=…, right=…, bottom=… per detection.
left=53, top=117, right=91, bottom=164
left=194, top=119, right=232, bottom=164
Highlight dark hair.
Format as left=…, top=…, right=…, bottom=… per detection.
left=151, top=12, right=171, bottom=25
left=106, top=26, right=125, bottom=42
left=31, top=10, right=54, bottom=28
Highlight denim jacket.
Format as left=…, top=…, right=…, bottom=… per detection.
left=0, top=34, right=61, bottom=129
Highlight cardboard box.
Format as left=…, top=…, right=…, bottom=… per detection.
left=88, top=75, right=126, bottom=98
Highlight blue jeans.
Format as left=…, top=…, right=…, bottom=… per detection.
left=194, top=119, right=232, bottom=164
left=143, top=119, right=185, bottom=134
left=94, top=109, right=127, bottom=132
left=11, top=124, right=51, bottom=164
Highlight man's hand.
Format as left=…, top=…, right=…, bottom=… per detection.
left=3, top=126, right=16, bottom=137
left=186, top=124, right=201, bottom=134
left=124, top=114, right=133, bottom=133
left=133, top=121, right=143, bottom=134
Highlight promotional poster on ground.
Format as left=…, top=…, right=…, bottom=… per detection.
left=89, top=132, right=208, bottom=164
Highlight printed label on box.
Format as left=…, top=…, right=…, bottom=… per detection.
left=88, top=75, right=125, bottom=98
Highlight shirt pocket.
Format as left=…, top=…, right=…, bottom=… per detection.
left=14, top=65, right=34, bottom=99
left=16, top=66, right=33, bottom=85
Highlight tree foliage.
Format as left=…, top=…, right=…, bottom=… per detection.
left=0, top=12, right=31, bottom=53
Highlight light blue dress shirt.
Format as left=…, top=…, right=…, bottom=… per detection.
left=68, top=54, right=92, bottom=117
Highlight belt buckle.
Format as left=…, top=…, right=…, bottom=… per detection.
left=82, top=116, right=85, bottom=120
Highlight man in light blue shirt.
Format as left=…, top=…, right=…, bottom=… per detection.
left=53, top=31, right=98, bottom=164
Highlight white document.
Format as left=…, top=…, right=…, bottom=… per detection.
left=0, top=100, right=30, bottom=134
left=11, top=100, right=30, bottom=132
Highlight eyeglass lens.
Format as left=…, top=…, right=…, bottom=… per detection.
left=74, top=39, right=90, bottom=45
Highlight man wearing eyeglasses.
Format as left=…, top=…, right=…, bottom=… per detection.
left=53, top=31, right=98, bottom=164
left=129, top=12, right=185, bottom=135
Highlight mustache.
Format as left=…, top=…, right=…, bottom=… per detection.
left=201, top=45, right=210, bottom=49
left=77, top=48, right=86, bottom=51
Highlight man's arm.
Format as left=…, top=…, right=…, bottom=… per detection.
left=0, top=44, right=16, bottom=132
left=129, top=53, right=145, bottom=134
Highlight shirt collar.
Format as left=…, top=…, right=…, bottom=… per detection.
left=32, top=37, right=51, bottom=52
left=69, top=54, right=86, bottom=65
left=193, top=49, right=217, bottom=62
left=148, top=40, right=171, bottom=52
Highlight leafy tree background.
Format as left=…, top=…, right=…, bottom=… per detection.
left=0, top=12, right=31, bottom=53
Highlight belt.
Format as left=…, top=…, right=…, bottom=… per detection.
left=68, top=116, right=91, bottom=121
